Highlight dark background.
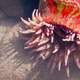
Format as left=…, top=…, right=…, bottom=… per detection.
left=0, top=0, right=39, bottom=18
left=21, top=0, right=39, bottom=17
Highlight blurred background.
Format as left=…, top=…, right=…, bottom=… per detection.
left=0, top=0, right=80, bottom=80
left=0, top=0, right=39, bottom=18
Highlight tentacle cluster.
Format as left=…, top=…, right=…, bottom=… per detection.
left=20, top=9, right=80, bottom=77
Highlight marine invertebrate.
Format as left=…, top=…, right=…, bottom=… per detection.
left=20, top=0, right=80, bottom=77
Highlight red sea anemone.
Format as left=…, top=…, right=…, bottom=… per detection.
left=20, top=0, right=80, bottom=77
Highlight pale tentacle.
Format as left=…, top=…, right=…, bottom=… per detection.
left=52, top=45, right=59, bottom=54
left=35, top=9, right=40, bottom=21
left=21, top=9, right=47, bottom=29
left=65, top=49, right=70, bottom=66
left=20, top=29, right=35, bottom=34
left=28, top=18, right=38, bottom=26
left=74, top=56, right=80, bottom=69
left=32, top=9, right=37, bottom=21
left=38, top=12, right=43, bottom=21
left=58, top=58, right=62, bottom=71
left=66, top=65, right=70, bottom=78
left=38, top=38, right=49, bottom=46
left=21, top=17, right=31, bottom=26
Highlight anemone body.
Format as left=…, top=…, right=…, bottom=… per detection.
left=20, top=0, right=80, bottom=77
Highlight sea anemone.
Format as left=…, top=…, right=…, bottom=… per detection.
left=20, top=0, right=80, bottom=77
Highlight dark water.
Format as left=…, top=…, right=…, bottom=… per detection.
left=21, top=0, right=39, bottom=17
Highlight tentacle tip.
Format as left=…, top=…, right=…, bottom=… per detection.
left=20, top=17, right=23, bottom=21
